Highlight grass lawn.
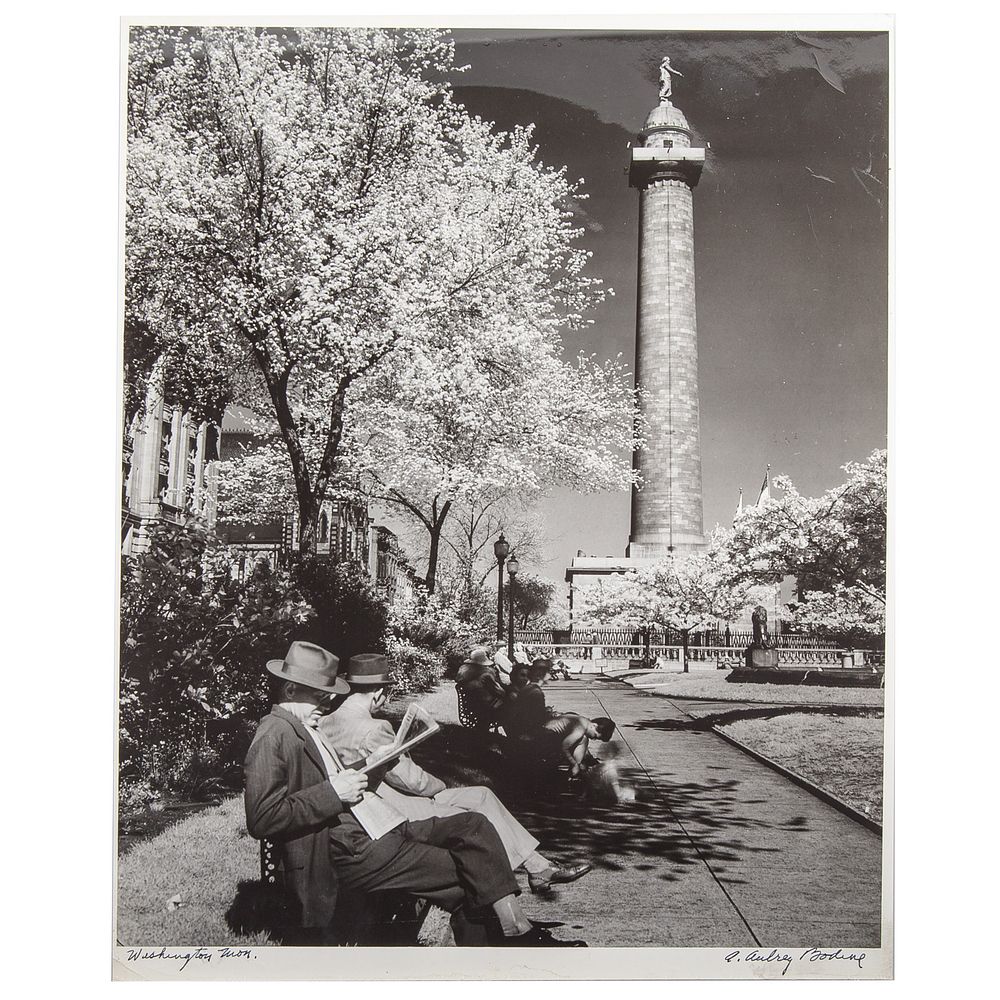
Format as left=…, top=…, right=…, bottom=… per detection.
left=628, top=669, right=885, bottom=707
left=117, top=795, right=271, bottom=946
left=720, top=712, right=885, bottom=823
left=388, top=681, right=460, bottom=725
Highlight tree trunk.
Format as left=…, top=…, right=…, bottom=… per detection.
left=423, top=499, right=451, bottom=595
left=253, top=359, right=320, bottom=560
left=681, top=629, right=690, bottom=673
left=425, top=523, right=442, bottom=595
left=298, top=496, right=319, bottom=555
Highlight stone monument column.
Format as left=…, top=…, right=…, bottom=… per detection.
left=626, top=65, right=707, bottom=558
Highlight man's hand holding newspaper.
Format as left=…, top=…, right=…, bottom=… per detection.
left=330, top=769, right=367, bottom=804
left=310, top=704, right=441, bottom=839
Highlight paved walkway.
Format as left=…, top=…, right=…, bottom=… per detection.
left=508, top=678, right=883, bottom=948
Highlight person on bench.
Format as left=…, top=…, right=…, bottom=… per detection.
left=503, top=661, right=616, bottom=777
left=318, top=653, right=592, bottom=895
left=244, top=641, right=586, bottom=946
left=454, top=647, right=508, bottom=728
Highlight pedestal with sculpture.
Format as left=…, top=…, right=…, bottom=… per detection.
left=744, top=605, right=779, bottom=670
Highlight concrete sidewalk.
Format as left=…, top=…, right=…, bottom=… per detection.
left=509, top=679, right=883, bottom=948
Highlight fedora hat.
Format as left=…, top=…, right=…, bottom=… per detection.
left=266, top=641, right=350, bottom=695
left=345, top=652, right=391, bottom=688
left=462, top=647, right=493, bottom=668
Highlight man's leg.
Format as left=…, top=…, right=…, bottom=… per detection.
left=428, top=787, right=590, bottom=880
left=332, top=826, right=493, bottom=945
left=332, top=815, right=520, bottom=921
left=401, top=812, right=520, bottom=912
left=568, top=732, right=591, bottom=771
left=546, top=716, right=589, bottom=774
left=405, top=813, right=568, bottom=939
left=432, top=786, right=542, bottom=871
left=333, top=815, right=586, bottom=946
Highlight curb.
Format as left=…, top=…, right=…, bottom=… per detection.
left=708, top=724, right=883, bottom=835
left=617, top=678, right=884, bottom=835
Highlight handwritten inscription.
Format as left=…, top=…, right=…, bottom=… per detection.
left=724, top=948, right=866, bottom=976
left=124, top=946, right=257, bottom=972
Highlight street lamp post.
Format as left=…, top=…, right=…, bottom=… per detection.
left=506, top=555, right=520, bottom=662
left=493, top=533, right=510, bottom=642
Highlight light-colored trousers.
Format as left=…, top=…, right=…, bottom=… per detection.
left=376, top=784, right=539, bottom=870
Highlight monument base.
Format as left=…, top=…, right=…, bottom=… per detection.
left=626, top=532, right=707, bottom=559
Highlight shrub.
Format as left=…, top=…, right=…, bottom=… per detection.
left=120, top=520, right=312, bottom=798
left=390, top=592, right=488, bottom=652
left=291, top=557, right=390, bottom=661
left=119, top=776, right=158, bottom=812
left=385, top=637, right=445, bottom=697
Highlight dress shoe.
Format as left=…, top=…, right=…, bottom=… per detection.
left=499, top=926, right=587, bottom=947
left=528, top=863, right=593, bottom=894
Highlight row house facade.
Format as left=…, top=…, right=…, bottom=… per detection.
left=121, top=397, right=414, bottom=606
left=369, top=525, right=420, bottom=608
left=122, top=382, right=218, bottom=555
left=217, top=407, right=373, bottom=582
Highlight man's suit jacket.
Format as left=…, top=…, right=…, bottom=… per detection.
left=502, top=682, right=548, bottom=737
left=244, top=706, right=354, bottom=929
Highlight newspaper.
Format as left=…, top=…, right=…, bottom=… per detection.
left=353, top=704, right=440, bottom=773
left=306, top=705, right=439, bottom=840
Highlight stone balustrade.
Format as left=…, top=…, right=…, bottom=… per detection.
left=524, top=642, right=874, bottom=669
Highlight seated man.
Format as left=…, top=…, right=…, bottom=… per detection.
left=319, top=652, right=591, bottom=894
left=455, top=647, right=507, bottom=727
left=511, top=642, right=533, bottom=667
left=244, top=641, right=586, bottom=946
left=503, top=662, right=616, bottom=776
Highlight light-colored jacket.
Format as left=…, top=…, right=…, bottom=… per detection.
left=317, top=693, right=447, bottom=800
left=317, top=693, right=539, bottom=867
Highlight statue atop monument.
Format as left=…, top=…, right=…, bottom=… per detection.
left=658, top=56, right=684, bottom=103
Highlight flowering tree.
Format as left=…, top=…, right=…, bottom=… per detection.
left=362, top=347, right=640, bottom=591
left=504, top=572, right=559, bottom=630
left=127, top=27, right=624, bottom=554
left=727, top=450, right=886, bottom=638
left=789, top=584, right=885, bottom=643
left=579, top=537, right=763, bottom=670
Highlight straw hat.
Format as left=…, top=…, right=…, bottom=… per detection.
left=462, top=647, right=493, bottom=668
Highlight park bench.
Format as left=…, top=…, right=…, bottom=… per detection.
left=258, top=838, right=448, bottom=945
left=455, top=681, right=505, bottom=734
left=454, top=682, right=568, bottom=783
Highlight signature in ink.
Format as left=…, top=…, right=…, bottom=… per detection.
left=724, top=947, right=866, bottom=976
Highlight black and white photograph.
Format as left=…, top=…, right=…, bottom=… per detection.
left=114, top=17, right=891, bottom=980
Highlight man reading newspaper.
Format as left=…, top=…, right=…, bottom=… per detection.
left=317, top=652, right=592, bottom=894
left=244, top=642, right=586, bottom=946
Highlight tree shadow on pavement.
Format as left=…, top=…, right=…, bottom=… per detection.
left=630, top=704, right=880, bottom=732
left=409, top=722, right=810, bottom=884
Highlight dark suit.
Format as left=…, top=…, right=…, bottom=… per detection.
left=244, top=707, right=518, bottom=940
left=503, top=683, right=548, bottom=737
left=244, top=707, right=351, bottom=928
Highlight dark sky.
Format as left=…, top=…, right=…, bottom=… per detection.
left=443, top=30, right=889, bottom=579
